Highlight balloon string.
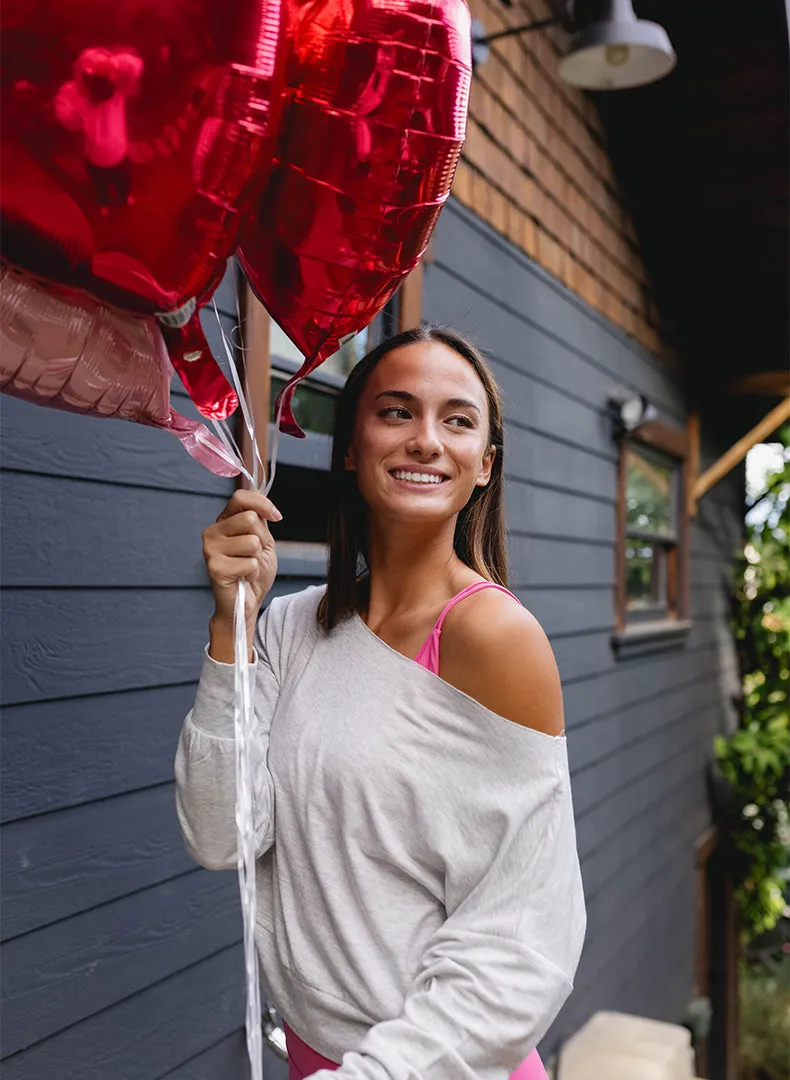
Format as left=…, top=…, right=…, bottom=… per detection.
left=234, top=576, right=264, bottom=1080
left=205, top=299, right=284, bottom=1080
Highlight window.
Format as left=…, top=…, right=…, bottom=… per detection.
left=624, top=444, right=679, bottom=618
left=268, top=321, right=374, bottom=436
left=615, top=418, right=691, bottom=650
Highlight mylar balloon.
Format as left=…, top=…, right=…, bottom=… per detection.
left=1, top=0, right=285, bottom=319
left=237, top=0, right=471, bottom=436
left=0, top=265, right=240, bottom=477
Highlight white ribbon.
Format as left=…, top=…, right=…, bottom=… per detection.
left=207, top=299, right=284, bottom=1080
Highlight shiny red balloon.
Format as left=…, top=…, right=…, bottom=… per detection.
left=1, top=0, right=286, bottom=318
left=237, top=0, right=471, bottom=436
left=0, top=265, right=240, bottom=477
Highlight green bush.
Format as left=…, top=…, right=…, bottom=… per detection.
left=716, top=425, right=790, bottom=943
left=739, top=956, right=790, bottom=1080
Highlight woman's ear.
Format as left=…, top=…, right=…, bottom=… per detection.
left=476, top=445, right=496, bottom=487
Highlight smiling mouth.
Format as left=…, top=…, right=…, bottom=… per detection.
left=389, top=469, right=449, bottom=485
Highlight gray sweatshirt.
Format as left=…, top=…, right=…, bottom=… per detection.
left=175, top=585, right=586, bottom=1078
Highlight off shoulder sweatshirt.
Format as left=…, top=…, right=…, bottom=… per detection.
left=174, top=585, right=586, bottom=1079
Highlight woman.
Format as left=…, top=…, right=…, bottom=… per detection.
left=175, top=326, right=586, bottom=1079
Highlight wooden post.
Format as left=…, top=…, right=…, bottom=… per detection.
left=398, top=262, right=423, bottom=331
left=238, top=283, right=271, bottom=488
left=694, top=826, right=720, bottom=1079
left=723, top=872, right=740, bottom=1080
left=687, top=412, right=701, bottom=518
left=692, top=395, right=790, bottom=504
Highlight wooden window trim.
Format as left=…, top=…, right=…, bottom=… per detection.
left=398, top=262, right=423, bottom=331
left=613, top=417, right=693, bottom=655
left=237, top=282, right=271, bottom=486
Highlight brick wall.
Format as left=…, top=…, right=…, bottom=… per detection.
left=452, top=0, right=672, bottom=360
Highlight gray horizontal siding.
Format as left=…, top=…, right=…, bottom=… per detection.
left=2, top=946, right=250, bottom=1080
left=0, top=269, right=293, bottom=1077
left=2, top=211, right=744, bottom=1077
left=425, top=200, right=742, bottom=1052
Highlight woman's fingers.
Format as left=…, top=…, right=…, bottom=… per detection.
left=215, top=533, right=265, bottom=559
left=216, top=488, right=282, bottom=525
left=214, top=508, right=271, bottom=543
left=206, top=552, right=261, bottom=585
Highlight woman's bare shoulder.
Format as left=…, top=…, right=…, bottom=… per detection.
left=438, top=589, right=565, bottom=736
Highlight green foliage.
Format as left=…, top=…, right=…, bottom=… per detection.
left=717, top=424, right=790, bottom=943
left=739, top=956, right=790, bottom=1080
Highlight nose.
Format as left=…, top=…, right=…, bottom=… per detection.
left=406, top=416, right=443, bottom=460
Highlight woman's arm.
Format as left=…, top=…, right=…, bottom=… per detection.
left=174, top=488, right=282, bottom=870
left=174, top=612, right=281, bottom=870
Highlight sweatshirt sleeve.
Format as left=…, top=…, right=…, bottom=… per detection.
left=174, top=603, right=282, bottom=871
left=309, top=741, right=586, bottom=1079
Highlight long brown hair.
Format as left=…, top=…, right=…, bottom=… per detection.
left=318, top=325, right=508, bottom=630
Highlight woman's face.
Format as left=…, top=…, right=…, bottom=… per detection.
left=347, top=341, right=495, bottom=525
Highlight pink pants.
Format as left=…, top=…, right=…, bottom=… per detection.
left=284, top=1022, right=548, bottom=1079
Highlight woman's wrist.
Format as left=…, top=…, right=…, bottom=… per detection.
left=208, top=614, right=256, bottom=664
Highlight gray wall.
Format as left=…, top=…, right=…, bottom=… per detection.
left=0, top=274, right=311, bottom=1079
left=1, top=201, right=744, bottom=1076
left=425, top=200, right=744, bottom=1052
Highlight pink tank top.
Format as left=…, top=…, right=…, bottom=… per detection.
left=284, top=582, right=548, bottom=1080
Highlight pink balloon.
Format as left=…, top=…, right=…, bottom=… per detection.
left=0, top=264, right=240, bottom=477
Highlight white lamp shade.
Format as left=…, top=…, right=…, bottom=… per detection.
left=559, top=0, right=676, bottom=90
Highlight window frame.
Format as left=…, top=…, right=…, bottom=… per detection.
left=252, top=265, right=424, bottom=439
left=614, top=417, right=692, bottom=651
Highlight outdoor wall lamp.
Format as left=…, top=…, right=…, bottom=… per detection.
left=471, top=0, right=676, bottom=90
left=608, top=388, right=657, bottom=432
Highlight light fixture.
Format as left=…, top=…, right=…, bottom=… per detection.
left=559, top=0, right=676, bottom=90
left=471, top=0, right=676, bottom=91
left=608, top=389, right=657, bottom=432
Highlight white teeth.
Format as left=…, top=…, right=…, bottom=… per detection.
left=392, top=470, right=444, bottom=484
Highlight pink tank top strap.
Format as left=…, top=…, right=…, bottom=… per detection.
left=414, top=581, right=517, bottom=675
left=433, top=581, right=514, bottom=633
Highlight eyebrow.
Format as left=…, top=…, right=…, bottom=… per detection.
left=375, top=389, right=481, bottom=413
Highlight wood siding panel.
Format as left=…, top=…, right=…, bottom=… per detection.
left=2, top=786, right=192, bottom=939
left=2, top=871, right=240, bottom=1054
left=1, top=947, right=246, bottom=1080
left=1, top=685, right=193, bottom=822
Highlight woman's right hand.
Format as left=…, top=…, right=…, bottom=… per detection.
left=202, top=489, right=282, bottom=661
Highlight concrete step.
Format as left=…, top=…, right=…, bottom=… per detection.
left=558, top=1009, right=696, bottom=1080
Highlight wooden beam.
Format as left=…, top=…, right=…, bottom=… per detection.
left=237, top=283, right=271, bottom=488
left=634, top=418, right=690, bottom=460
left=693, top=395, right=790, bottom=502
left=725, top=371, right=790, bottom=397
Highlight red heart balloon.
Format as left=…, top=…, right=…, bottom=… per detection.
left=1, top=0, right=286, bottom=318
left=237, top=0, right=471, bottom=436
